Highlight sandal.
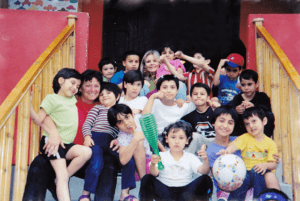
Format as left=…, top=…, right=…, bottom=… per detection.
left=123, top=195, right=137, bottom=201
left=78, top=195, right=90, bottom=201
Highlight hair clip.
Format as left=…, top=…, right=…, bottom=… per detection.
left=174, top=75, right=177, bottom=78
left=161, top=75, right=164, bottom=79
left=162, top=130, right=167, bottom=135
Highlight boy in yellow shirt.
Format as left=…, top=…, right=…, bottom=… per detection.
left=218, top=107, right=280, bottom=200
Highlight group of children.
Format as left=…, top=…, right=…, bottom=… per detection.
left=29, top=44, right=289, bottom=201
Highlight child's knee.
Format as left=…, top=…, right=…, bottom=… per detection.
left=83, top=146, right=92, bottom=160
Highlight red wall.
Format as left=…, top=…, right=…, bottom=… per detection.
left=246, top=14, right=300, bottom=74
left=0, top=9, right=90, bottom=105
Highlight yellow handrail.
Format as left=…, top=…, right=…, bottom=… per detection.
left=0, top=15, right=77, bottom=201
left=253, top=18, right=300, bottom=201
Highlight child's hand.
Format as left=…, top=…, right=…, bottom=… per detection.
left=44, top=133, right=65, bottom=157
left=151, top=154, right=160, bottom=166
left=110, top=139, right=119, bottom=152
left=218, top=59, right=229, bottom=69
left=208, top=97, right=221, bottom=111
left=217, top=149, right=229, bottom=155
left=159, top=55, right=168, bottom=64
left=153, top=91, right=165, bottom=99
left=242, top=100, right=254, bottom=109
left=253, top=163, right=268, bottom=175
left=84, top=135, right=95, bottom=147
left=273, top=153, right=280, bottom=164
left=197, top=145, right=208, bottom=160
left=133, top=130, right=145, bottom=142
left=174, top=51, right=184, bottom=59
left=132, top=108, right=142, bottom=114
left=144, top=80, right=151, bottom=88
left=175, top=99, right=186, bottom=108
left=186, top=95, right=192, bottom=103
left=236, top=104, right=245, bottom=114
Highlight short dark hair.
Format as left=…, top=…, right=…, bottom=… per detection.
left=99, top=82, right=121, bottom=103
left=122, top=70, right=144, bottom=94
left=240, top=69, right=258, bottom=83
left=256, top=188, right=290, bottom=200
left=190, top=83, right=211, bottom=96
left=162, top=121, right=193, bottom=148
left=107, top=104, right=133, bottom=128
left=77, top=69, right=102, bottom=97
left=122, top=50, right=140, bottom=62
left=159, top=43, right=178, bottom=54
left=242, top=106, right=266, bottom=121
left=156, top=74, right=179, bottom=91
left=211, top=105, right=238, bottom=124
left=52, top=68, right=81, bottom=94
left=98, top=57, right=116, bottom=72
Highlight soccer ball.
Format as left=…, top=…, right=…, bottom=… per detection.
left=213, top=154, right=247, bottom=188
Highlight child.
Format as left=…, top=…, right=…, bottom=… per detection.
left=218, top=107, right=280, bottom=200
left=108, top=104, right=152, bottom=181
left=227, top=69, right=275, bottom=137
left=80, top=82, right=136, bottom=201
left=139, top=121, right=213, bottom=201
left=98, top=57, right=117, bottom=82
left=119, top=70, right=149, bottom=179
left=166, top=51, right=215, bottom=99
left=110, top=50, right=149, bottom=96
left=142, top=74, right=196, bottom=151
left=213, top=53, right=244, bottom=105
left=30, top=68, right=92, bottom=201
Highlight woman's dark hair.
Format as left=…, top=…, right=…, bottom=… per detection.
left=107, top=104, right=132, bottom=128
left=52, top=68, right=81, bottom=94
left=77, top=69, right=102, bottom=97
left=99, top=82, right=121, bottom=103
left=122, top=70, right=144, bottom=95
left=210, top=105, right=238, bottom=125
left=98, top=57, right=116, bottom=72
left=162, top=121, right=193, bottom=148
left=156, top=74, right=179, bottom=91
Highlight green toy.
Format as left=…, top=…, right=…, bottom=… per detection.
left=139, top=113, right=164, bottom=170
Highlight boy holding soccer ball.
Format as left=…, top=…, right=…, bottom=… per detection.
left=218, top=107, right=280, bottom=200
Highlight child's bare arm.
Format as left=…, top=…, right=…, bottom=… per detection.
left=160, top=55, right=185, bottom=81
left=119, top=130, right=145, bottom=165
left=197, top=145, right=210, bottom=174
left=175, top=51, right=212, bottom=73
left=149, top=154, right=160, bottom=176
left=142, top=91, right=164, bottom=115
left=30, top=104, right=47, bottom=126
left=213, top=59, right=229, bottom=86
left=217, top=143, right=238, bottom=155
left=253, top=162, right=277, bottom=175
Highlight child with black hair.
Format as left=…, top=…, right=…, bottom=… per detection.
left=139, top=121, right=213, bottom=201
left=142, top=74, right=196, bottom=151
left=218, top=107, right=280, bottom=200
left=227, top=69, right=275, bottom=137
left=111, top=50, right=149, bottom=96
left=213, top=53, right=244, bottom=105
left=80, top=82, right=136, bottom=201
left=108, top=104, right=152, bottom=186
left=98, top=57, right=117, bottom=82
left=30, top=68, right=92, bottom=201
left=256, top=188, right=290, bottom=201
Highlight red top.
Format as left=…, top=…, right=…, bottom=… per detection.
left=73, top=97, right=97, bottom=145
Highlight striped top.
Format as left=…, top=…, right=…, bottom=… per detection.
left=183, top=68, right=215, bottom=97
left=82, top=104, right=119, bottom=139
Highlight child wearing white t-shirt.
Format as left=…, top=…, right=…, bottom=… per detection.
left=139, top=121, right=213, bottom=201
left=142, top=74, right=195, bottom=151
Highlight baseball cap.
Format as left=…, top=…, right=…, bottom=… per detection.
left=226, top=53, right=244, bottom=68
left=257, top=192, right=288, bottom=201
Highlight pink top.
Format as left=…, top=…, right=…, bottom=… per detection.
left=156, top=59, right=186, bottom=78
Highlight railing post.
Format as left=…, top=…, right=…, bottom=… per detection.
left=252, top=18, right=264, bottom=92
left=67, top=15, right=77, bottom=69
left=67, top=15, right=78, bottom=26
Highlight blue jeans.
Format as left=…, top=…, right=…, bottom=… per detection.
left=84, top=132, right=136, bottom=193
left=228, top=168, right=267, bottom=200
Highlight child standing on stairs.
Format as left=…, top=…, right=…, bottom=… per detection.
left=30, top=68, right=92, bottom=201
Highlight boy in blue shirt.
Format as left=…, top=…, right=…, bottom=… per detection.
left=213, top=53, right=244, bottom=105
left=110, top=50, right=149, bottom=96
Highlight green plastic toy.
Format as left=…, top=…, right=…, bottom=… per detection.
left=139, top=113, right=164, bottom=170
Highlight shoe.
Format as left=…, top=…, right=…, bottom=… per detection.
left=78, top=194, right=91, bottom=201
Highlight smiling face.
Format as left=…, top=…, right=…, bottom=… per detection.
left=244, top=115, right=267, bottom=138
left=240, top=78, right=258, bottom=99
left=58, top=77, right=81, bottom=98
left=191, top=87, right=209, bottom=106
left=101, top=63, right=116, bottom=80
left=124, top=80, right=142, bottom=100
left=145, top=54, right=160, bottom=73
left=80, top=77, right=101, bottom=103
left=161, top=47, right=175, bottom=61
left=115, top=113, right=136, bottom=134
left=123, top=55, right=140, bottom=72
left=213, top=114, right=235, bottom=137
left=99, top=89, right=119, bottom=108
left=165, top=128, right=189, bottom=152
left=159, top=80, right=178, bottom=100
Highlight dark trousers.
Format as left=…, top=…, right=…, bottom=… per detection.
left=84, top=132, right=135, bottom=193
left=139, top=174, right=213, bottom=201
left=22, top=153, right=118, bottom=201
